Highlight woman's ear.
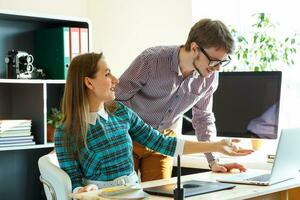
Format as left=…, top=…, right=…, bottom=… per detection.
left=84, top=77, right=93, bottom=90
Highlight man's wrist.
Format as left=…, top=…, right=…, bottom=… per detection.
left=208, top=159, right=219, bottom=169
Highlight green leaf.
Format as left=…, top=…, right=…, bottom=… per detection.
left=47, top=107, right=63, bottom=127
left=254, top=66, right=260, bottom=71
left=291, top=38, right=295, bottom=44
left=230, top=12, right=299, bottom=71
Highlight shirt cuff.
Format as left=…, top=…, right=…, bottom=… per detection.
left=73, top=186, right=83, bottom=193
left=204, top=152, right=216, bottom=163
left=174, top=138, right=185, bottom=157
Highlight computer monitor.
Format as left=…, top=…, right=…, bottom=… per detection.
left=213, top=71, right=282, bottom=139
left=182, top=71, right=282, bottom=140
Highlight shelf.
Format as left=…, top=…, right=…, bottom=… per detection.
left=0, top=79, right=66, bottom=84
left=0, top=9, right=91, bottom=200
left=0, top=143, right=54, bottom=151
left=0, top=9, right=90, bottom=27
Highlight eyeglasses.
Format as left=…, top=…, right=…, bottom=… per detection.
left=199, top=47, right=231, bottom=68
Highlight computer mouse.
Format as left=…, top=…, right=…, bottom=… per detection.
left=230, top=168, right=241, bottom=174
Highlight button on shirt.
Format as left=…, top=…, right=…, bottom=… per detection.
left=115, top=46, right=219, bottom=162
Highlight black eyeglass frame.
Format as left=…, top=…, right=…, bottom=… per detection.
left=199, top=47, right=231, bottom=68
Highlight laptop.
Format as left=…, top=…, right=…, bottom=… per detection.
left=217, top=128, right=300, bottom=186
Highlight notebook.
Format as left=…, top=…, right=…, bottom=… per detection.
left=143, top=180, right=235, bottom=197
left=217, top=128, right=300, bottom=186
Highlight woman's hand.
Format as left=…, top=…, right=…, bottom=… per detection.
left=76, top=184, right=98, bottom=193
left=218, top=139, right=254, bottom=156
left=183, top=139, right=254, bottom=155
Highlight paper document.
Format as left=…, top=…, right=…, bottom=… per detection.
left=70, top=185, right=148, bottom=200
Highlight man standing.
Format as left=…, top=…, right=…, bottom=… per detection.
left=115, top=19, right=246, bottom=181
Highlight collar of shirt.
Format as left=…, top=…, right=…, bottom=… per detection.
left=192, top=70, right=199, bottom=79
left=177, top=65, right=183, bottom=76
left=175, top=46, right=199, bottom=79
left=88, top=107, right=109, bottom=125
left=171, top=46, right=181, bottom=74
left=177, top=65, right=200, bottom=79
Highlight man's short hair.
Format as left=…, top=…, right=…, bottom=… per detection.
left=184, top=18, right=234, bottom=54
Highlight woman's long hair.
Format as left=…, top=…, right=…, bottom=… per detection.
left=61, top=52, right=117, bottom=155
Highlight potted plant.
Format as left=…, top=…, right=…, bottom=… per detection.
left=228, top=13, right=299, bottom=72
left=47, top=108, right=63, bottom=142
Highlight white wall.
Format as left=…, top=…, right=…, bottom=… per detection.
left=87, top=0, right=192, bottom=76
left=0, top=0, right=87, bottom=17
left=0, top=0, right=192, bottom=77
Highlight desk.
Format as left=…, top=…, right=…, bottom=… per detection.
left=175, top=153, right=273, bottom=171
left=176, top=135, right=277, bottom=171
left=72, top=170, right=300, bottom=200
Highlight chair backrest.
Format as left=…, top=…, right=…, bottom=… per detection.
left=38, top=152, right=72, bottom=200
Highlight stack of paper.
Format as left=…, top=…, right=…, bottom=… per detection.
left=70, top=185, right=148, bottom=200
left=0, top=119, right=35, bottom=147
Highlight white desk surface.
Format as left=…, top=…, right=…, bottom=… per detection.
left=175, top=136, right=276, bottom=170
left=142, top=170, right=300, bottom=200
left=72, top=170, right=300, bottom=200
left=175, top=152, right=273, bottom=171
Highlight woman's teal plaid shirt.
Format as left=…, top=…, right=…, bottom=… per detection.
left=55, top=102, right=177, bottom=189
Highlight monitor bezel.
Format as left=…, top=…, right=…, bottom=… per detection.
left=213, top=71, right=282, bottom=140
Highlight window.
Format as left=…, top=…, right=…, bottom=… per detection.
left=192, top=0, right=300, bottom=129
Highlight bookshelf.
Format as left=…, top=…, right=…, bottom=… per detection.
left=0, top=79, right=66, bottom=151
left=0, top=9, right=90, bottom=200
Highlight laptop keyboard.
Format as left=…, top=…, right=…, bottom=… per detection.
left=245, top=174, right=271, bottom=182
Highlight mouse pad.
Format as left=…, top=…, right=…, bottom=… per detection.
left=143, top=180, right=235, bottom=197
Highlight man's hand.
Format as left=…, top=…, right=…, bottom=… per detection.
left=211, top=162, right=246, bottom=173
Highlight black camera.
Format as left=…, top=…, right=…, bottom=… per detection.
left=5, top=50, right=46, bottom=79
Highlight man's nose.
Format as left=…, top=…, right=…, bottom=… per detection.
left=113, top=76, right=119, bottom=84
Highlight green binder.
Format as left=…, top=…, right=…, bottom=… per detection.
left=34, top=27, right=70, bottom=79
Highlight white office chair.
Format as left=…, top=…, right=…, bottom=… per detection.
left=38, top=151, right=72, bottom=200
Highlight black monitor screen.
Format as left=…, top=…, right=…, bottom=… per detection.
left=213, top=71, right=281, bottom=139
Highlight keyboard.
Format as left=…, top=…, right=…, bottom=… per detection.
left=245, top=174, right=271, bottom=182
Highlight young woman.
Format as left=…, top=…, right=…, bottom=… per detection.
left=54, top=52, right=253, bottom=193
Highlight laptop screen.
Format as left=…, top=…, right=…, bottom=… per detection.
left=213, top=71, right=282, bottom=139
